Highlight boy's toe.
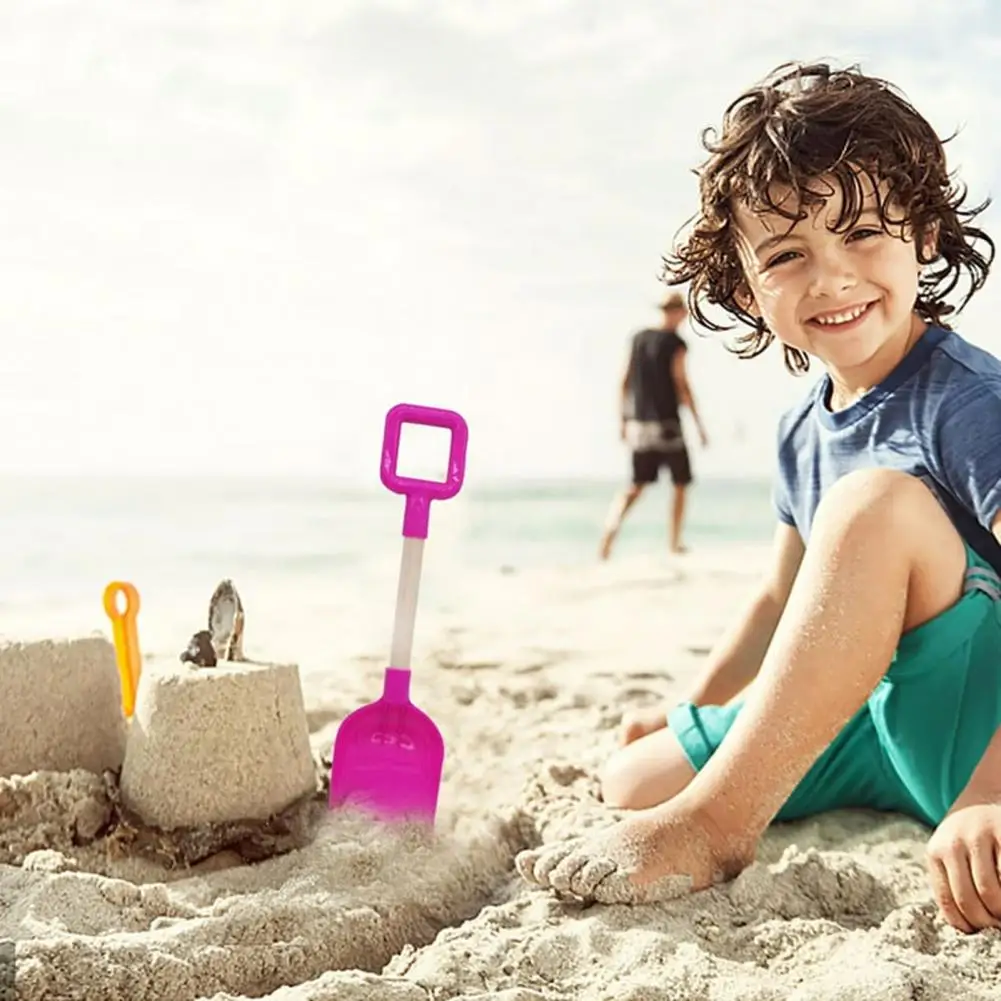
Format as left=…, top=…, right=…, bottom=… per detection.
left=516, top=840, right=582, bottom=887
left=568, top=856, right=619, bottom=898
left=547, top=849, right=589, bottom=893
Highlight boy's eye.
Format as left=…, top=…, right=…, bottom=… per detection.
left=764, top=250, right=800, bottom=268
left=764, top=227, right=883, bottom=268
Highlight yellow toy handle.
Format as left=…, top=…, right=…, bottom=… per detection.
left=103, top=581, right=142, bottom=717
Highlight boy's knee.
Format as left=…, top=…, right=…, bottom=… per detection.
left=811, top=469, right=966, bottom=615
left=813, top=468, right=946, bottom=535
left=598, top=754, right=645, bottom=809
left=598, top=767, right=633, bottom=810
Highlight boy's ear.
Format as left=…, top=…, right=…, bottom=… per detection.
left=734, top=281, right=760, bottom=318
left=920, top=220, right=940, bottom=262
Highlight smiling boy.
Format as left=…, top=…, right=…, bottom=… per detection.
left=516, top=62, right=1001, bottom=932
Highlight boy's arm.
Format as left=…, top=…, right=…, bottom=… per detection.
left=670, top=349, right=708, bottom=446
left=686, top=522, right=804, bottom=707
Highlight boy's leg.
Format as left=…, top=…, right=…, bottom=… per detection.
left=869, top=546, right=1001, bottom=826
left=603, top=697, right=920, bottom=820
left=600, top=725, right=696, bottom=810
left=519, top=469, right=967, bottom=901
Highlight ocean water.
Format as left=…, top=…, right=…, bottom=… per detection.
left=0, top=475, right=773, bottom=659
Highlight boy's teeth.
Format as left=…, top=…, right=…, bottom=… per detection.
left=814, top=304, right=867, bottom=325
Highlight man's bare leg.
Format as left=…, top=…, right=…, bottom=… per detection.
left=670, top=484, right=687, bottom=553
left=518, top=469, right=967, bottom=902
left=599, top=483, right=645, bottom=559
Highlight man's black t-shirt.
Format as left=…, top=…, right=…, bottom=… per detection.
left=626, top=327, right=685, bottom=423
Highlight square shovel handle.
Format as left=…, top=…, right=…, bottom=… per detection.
left=380, top=403, right=469, bottom=539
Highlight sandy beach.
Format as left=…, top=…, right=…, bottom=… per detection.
left=4, top=543, right=1001, bottom=1000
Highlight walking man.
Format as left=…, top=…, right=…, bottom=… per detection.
left=600, top=292, right=708, bottom=558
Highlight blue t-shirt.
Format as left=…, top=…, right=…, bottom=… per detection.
left=775, top=324, right=1001, bottom=574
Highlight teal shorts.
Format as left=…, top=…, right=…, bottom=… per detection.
left=668, top=543, right=1001, bottom=828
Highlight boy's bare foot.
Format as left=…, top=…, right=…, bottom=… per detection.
left=515, top=797, right=754, bottom=904
left=619, top=708, right=668, bottom=746
left=670, top=543, right=689, bottom=555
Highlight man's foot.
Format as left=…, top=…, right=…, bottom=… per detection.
left=515, top=799, right=753, bottom=905
left=619, top=708, right=668, bottom=746
left=599, top=530, right=616, bottom=560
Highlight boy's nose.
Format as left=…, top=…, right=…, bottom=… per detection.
left=807, top=248, right=858, bottom=297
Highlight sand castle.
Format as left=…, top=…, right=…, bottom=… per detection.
left=0, top=637, right=127, bottom=778
left=120, top=654, right=316, bottom=829
left=0, top=581, right=316, bottom=834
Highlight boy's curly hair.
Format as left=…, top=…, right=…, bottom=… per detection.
left=663, top=61, right=995, bottom=374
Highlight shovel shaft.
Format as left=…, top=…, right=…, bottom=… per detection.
left=390, top=536, right=424, bottom=669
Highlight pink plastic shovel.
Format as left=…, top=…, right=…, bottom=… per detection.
left=329, top=402, right=468, bottom=824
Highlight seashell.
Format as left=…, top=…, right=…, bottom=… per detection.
left=208, top=579, right=245, bottom=662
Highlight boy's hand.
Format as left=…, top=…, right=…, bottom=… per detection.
left=926, top=803, right=1001, bottom=933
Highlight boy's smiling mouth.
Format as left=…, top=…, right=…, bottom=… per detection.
left=807, top=300, right=877, bottom=330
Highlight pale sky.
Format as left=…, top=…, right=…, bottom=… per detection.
left=2, top=0, right=1000, bottom=482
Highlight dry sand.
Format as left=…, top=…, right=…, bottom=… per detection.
left=4, top=543, right=1001, bottom=1000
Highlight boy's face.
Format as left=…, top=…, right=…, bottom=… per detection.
left=733, top=172, right=931, bottom=383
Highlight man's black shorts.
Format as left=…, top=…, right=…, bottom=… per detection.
left=631, top=447, right=692, bottom=487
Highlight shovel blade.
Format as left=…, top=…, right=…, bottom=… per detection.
left=329, top=698, right=444, bottom=822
